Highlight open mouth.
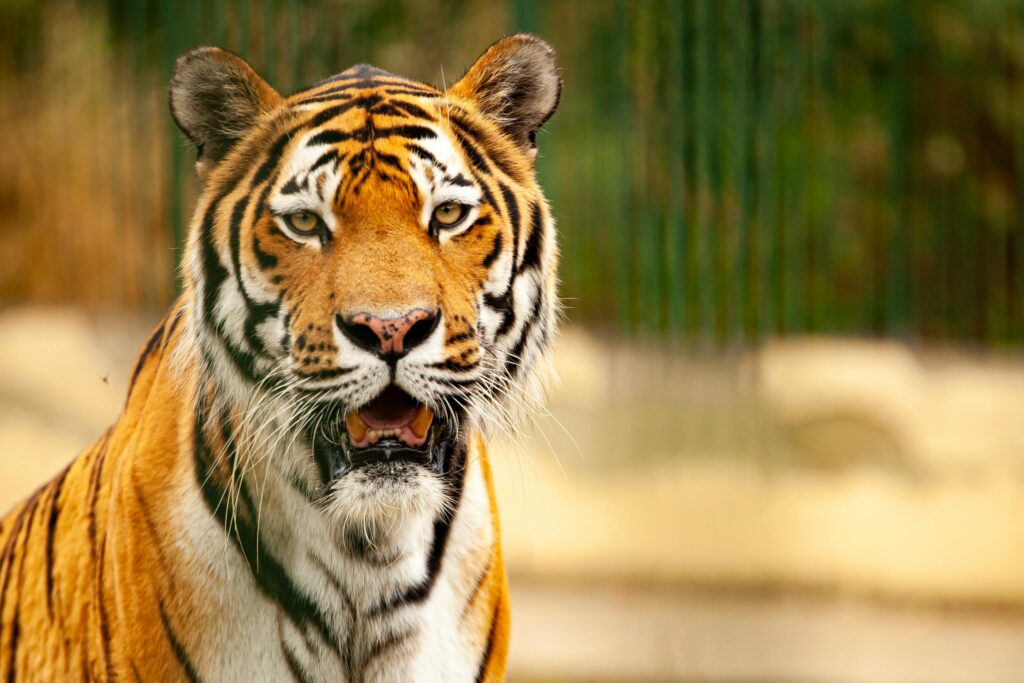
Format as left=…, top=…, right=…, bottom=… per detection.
left=313, top=385, right=454, bottom=481
left=345, top=385, right=434, bottom=450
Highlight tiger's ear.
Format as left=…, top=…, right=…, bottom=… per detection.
left=169, top=47, right=282, bottom=182
left=449, top=34, right=561, bottom=153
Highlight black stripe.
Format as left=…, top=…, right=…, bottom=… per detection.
left=193, top=403, right=340, bottom=652
left=85, top=433, right=110, bottom=561
left=253, top=133, right=294, bottom=187
left=306, top=552, right=356, bottom=627
left=375, top=151, right=404, bottom=172
left=228, top=196, right=252, bottom=288
left=280, top=176, right=303, bottom=195
left=309, top=149, right=342, bottom=174
left=388, top=99, right=435, bottom=120
left=44, top=465, right=70, bottom=618
left=474, top=596, right=502, bottom=683
left=281, top=638, right=314, bottom=683
left=294, top=78, right=437, bottom=101
left=291, top=75, right=371, bottom=96
left=482, top=231, right=503, bottom=269
left=484, top=291, right=512, bottom=313
left=407, top=144, right=437, bottom=165
left=449, top=114, right=522, bottom=183
left=293, top=366, right=354, bottom=381
left=229, top=194, right=276, bottom=359
left=366, top=441, right=469, bottom=617
left=505, top=290, right=543, bottom=376
left=311, top=432, right=335, bottom=488
left=449, top=125, right=491, bottom=176
left=164, top=306, right=185, bottom=346
left=379, top=87, right=440, bottom=98
left=447, top=172, right=473, bottom=187
left=498, top=183, right=521, bottom=265
left=445, top=331, right=475, bottom=345
left=95, top=533, right=115, bottom=678
left=470, top=214, right=494, bottom=230
left=0, top=485, right=45, bottom=683
left=376, top=124, right=437, bottom=140
left=518, top=201, right=544, bottom=272
left=199, top=193, right=259, bottom=382
left=294, top=73, right=383, bottom=94
left=199, top=196, right=230, bottom=333
left=160, top=601, right=203, bottom=683
left=6, top=615, right=17, bottom=683
left=483, top=290, right=515, bottom=339
left=307, top=129, right=362, bottom=147
left=84, top=433, right=115, bottom=678
left=252, top=233, right=278, bottom=270
left=131, top=474, right=176, bottom=586
left=127, top=318, right=167, bottom=396
left=461, top=553, right=493, bottom=620
left=363, top=628, right=417, bottom=671
left=2, top=488, right=44, bottom=683
left=428, top=358, right=477, bottom=373
left=307, top=123, right=436, bottom=149
left=477, top=180, right=499, bottom=218
left=312, top=96, right=376, bottom=122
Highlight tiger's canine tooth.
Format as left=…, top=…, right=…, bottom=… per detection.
left=345, top=411, right=367, bottom=443
left=410, top=405, right=434, bottom=439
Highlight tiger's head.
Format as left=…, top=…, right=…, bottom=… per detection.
left=169, top=36, right=560, bottom=526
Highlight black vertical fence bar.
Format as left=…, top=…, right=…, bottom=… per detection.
left=161, top=0, right=184, bottom=293
left=666, top=0, right=685, bottom=338
left=261, top=0, right=275, bottom=86
left=1017, top=4, right=1024, bottom=342
left=693, top=0, right=713, bottom=342
left=639, top=3, right=660, bottom=333
left=682, top=0, right=697, bottom=337
left=564, top=0, right=584, bottom=323
left=612, top=0, right=632, bottom=331
left=887, top=0, right=910, bottom=338
left=732, top=0, right=751, bottom=343
left=757, top=0, right=778, bottom=339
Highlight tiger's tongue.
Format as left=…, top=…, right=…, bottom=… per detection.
left=345, top=386, right=433, bottom=449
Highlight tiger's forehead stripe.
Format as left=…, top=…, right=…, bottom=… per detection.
left=291, top=68, right=442, bottom=106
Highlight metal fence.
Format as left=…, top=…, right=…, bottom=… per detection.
left=2, top=0, right=1022, bottom=344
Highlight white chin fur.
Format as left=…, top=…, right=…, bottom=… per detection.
left=323, top=462, right=448, bottom=551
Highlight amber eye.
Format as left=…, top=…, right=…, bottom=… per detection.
left=432, top=202, right=468, bottom=228
left=284, top=210, right=322, bottom=236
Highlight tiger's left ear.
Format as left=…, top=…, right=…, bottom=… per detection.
left=449, top=34, right=561, bottom=153
left=169, top=47, right=282, bottom=183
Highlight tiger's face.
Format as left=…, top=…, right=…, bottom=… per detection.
left=170, top=37, right=560, bottom=524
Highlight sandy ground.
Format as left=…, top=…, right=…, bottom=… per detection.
left=3, top=307, right=1024, bottom=681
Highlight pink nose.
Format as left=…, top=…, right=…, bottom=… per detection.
left=336, top=309, right=439, bottom=358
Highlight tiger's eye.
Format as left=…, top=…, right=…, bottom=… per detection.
left=432, top=202, right=467, bottom=227
left=285, top=210, right=320, bottom=235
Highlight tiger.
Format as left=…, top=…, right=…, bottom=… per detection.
left=0, top=33, right=561, bottom=682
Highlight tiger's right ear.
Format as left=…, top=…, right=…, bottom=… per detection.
left=169, top=47, right=282, bottom=182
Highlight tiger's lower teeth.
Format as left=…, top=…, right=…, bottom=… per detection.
left=366, top=428, right=402, bottom=442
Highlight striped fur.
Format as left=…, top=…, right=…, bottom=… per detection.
left=0, top=34, right=559, bottom=681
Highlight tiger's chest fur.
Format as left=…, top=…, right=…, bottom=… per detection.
left=170, top=401, right=499, bottom=682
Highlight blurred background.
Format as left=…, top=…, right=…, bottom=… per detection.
left=3, top=1, right=1024, bottom=681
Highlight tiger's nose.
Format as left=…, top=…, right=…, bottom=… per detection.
left=336, top=309, right=440, bottom=359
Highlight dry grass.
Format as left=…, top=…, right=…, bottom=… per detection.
left=0, top=4, right=176, bottom=309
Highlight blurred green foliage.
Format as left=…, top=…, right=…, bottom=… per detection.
left=1, top=0, right=1022, bottom=344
